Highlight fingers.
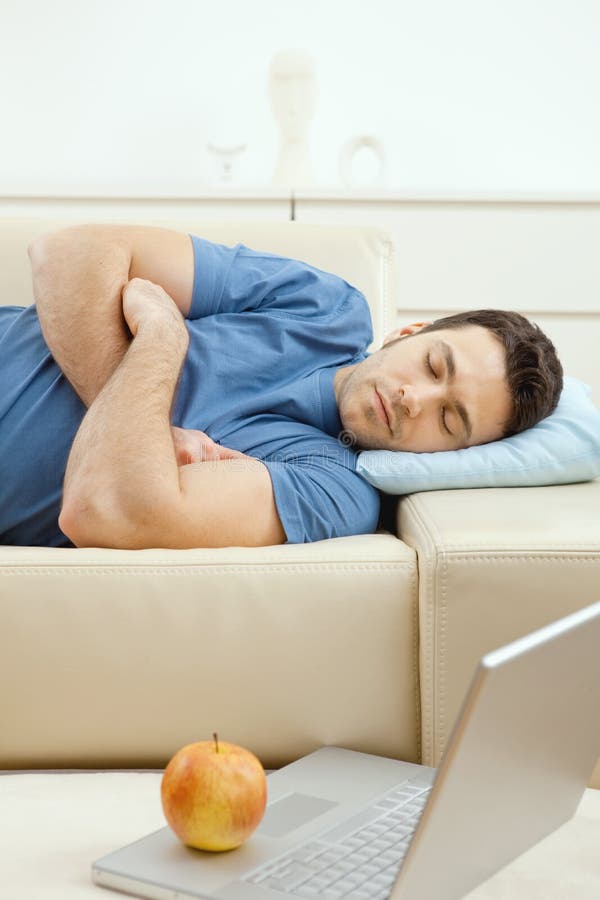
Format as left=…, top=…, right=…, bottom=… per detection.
left=216, top=445, right=248, bottom=460
left=171, top=426, right=249, bottom=463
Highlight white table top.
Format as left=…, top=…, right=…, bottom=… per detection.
left=1, top=772, right=599, bottom=899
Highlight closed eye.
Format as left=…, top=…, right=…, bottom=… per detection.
left=441, top=408, right=452, bottom=435
left=426, top=352, right=453, bottom=436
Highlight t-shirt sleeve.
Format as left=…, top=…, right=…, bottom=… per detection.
left=260, top=442, right=381, bottom=544
left=186, top=234, right=366, bottom=323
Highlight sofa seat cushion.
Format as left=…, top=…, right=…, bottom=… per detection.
left=0, top=533, right=419, bottom=770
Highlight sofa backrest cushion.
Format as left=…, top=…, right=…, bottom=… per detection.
left=0, top=218, right=396, bottom=352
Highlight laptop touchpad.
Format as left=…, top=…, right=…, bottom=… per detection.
left=258, top=793, right=338, bottom=838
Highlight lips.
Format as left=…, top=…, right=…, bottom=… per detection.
left=375, top=388, right=392, bottom=432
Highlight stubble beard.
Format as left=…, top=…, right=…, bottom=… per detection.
left=340, top=369, right=401, bottom=451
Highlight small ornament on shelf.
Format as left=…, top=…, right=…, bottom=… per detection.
left=206, top=142, right=248, bottom=186
left=338, top=135, right=387, bottom=189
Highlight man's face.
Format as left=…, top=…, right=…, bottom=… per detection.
left=334, top=324, right=513, bottom=452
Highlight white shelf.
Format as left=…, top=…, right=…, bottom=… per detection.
left=293, top=189, right=600, bottom=204
left=2, top=189, right=600, bottom=204
left=0, top=188, right=290, bottom=202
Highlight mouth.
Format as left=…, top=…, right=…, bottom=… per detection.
left=374, top=388, right=392, bottom=433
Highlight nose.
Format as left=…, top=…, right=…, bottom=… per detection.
left=399, top=384, right=422, bottom=418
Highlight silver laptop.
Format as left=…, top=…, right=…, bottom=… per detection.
left=92, top=600, right=600, bottom=900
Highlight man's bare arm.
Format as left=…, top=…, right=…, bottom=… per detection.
left=28, top=224, right=195, bottom=408
left=59, top=278, right=188, bottom=542
left=59, top=278, right=285, bottom=550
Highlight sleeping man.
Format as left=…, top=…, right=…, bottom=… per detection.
left=0, top=225, right=563, bottom=549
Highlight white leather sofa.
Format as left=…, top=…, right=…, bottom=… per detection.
left=1, top=217, right=598, bottom=790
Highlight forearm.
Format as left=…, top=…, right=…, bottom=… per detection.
left=59, top=317, right=189, bottom=547
left=29, top=226, right=132, bottom=408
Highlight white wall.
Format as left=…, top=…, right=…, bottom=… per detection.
left=1, top=0, right=599, bottom=194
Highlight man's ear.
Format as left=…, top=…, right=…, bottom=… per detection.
left=381, top=321, right=433, bottom=347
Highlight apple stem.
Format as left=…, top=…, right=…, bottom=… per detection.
left=213, top=732, right=219, bottom=753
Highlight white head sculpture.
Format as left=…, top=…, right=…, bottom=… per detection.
left=268, top=50, right=317, bottom=188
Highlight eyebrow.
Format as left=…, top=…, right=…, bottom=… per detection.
left=436, top=340, right=473, bottom=442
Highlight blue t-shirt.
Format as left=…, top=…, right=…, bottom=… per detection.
left=0, top=236, right=381, bottom=547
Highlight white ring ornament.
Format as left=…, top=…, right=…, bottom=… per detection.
left=338, top=135, right=387, bottom=188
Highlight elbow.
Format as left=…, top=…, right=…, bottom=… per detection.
left=28, top=225, right=89, bottom=271
left=28, top=228, right=67, bottom=275
left=58, top=496, right=113, bottom=549
left=58, top=497, right=154, bottom=550
left=58, top=500, right=95, bottom=548
left=28, top=234, right=50, bottom=271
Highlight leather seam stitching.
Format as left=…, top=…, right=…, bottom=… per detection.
left=411, top=561, right=421, bottom=764
left=439, top=550, right=448, bottom=764
left=436, top=545, right=600, bottom=552
left=402, top=495, right=441, bottom=766
left=426, top=554, right=600, bottom=562
left=0, top=562, right=416, bottom=575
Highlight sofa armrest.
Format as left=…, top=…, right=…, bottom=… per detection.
left=395, top=480, right=600, bottom=788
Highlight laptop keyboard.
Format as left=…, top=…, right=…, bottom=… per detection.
left=243, top=779, right=432, bottom=899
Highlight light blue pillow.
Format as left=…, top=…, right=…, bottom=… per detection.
left=356, top=376, right=600, bottom=493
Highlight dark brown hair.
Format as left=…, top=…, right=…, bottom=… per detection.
left=415, top=309, right=563, bottom=437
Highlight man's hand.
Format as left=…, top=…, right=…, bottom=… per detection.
left=122, top=279, right=246, bottom=464
left=171, top=426, right=248, bottom=465
left=122, top=277, right=187, bottom=338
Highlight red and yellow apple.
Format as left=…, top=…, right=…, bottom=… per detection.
left=161, top=733, right=268, bottom=851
